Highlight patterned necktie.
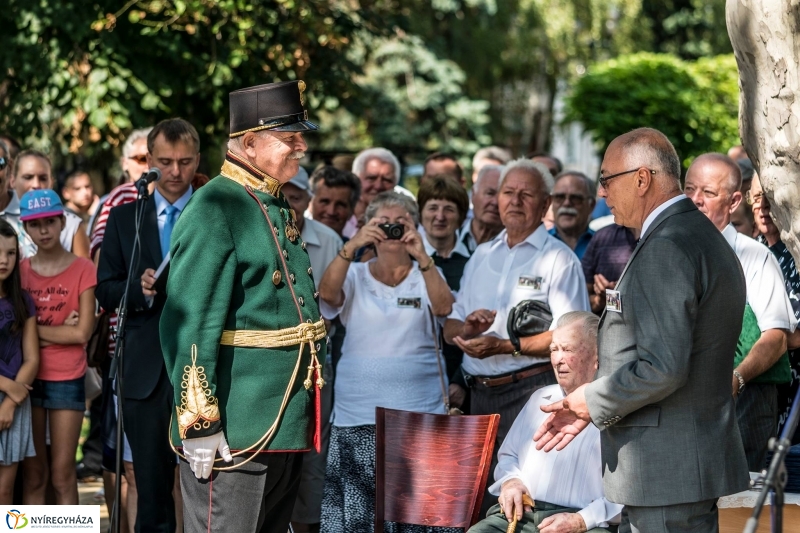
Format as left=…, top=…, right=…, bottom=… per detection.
left=161, top=205, right=179, bottom=259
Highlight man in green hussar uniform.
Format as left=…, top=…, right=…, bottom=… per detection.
left=160, top=81, right=327, bottom=533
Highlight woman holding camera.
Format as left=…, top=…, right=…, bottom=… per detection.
left=319, top=191, right=454, bottom=533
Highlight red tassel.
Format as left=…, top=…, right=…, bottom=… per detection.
left=313, top=369, right=322, bottom=453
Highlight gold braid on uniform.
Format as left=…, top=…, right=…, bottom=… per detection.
left=170, top=320, right=327, bottom=471
left=176, top=345, right=221, bottom=439
left=220, top=151, right=283, bottom=196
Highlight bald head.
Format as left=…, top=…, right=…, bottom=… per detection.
left=688, top=153, right=742, bottom=194
left=684, top=153, right=743, bottom=231
left=599, top=128, right=684, bottom=231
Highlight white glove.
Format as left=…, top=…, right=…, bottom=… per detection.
left=182, top=431, right=233, bottom=479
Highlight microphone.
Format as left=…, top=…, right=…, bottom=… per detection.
left=135, top=168, right=161, bottom=194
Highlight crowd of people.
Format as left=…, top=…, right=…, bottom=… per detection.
left=0, top=92, right=797, bottom=533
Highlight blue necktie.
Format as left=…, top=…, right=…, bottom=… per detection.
left=161, top=205, right=179, bottom=259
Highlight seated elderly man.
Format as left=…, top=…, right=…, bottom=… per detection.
left=469, top=311, right=622, bottom=533
left=445, top=158, right=589, bottom=513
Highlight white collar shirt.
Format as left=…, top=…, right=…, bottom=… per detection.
left=449, top=224, right=590, bottom=376
left=458, top=217, right=478, bottom=254
left=640, top=194, right=686, bottom=238
left=490, top=384, right=623, bottom=529
left=722, top=224, right=795, bottom=332
left=301, top=217, right=343, bottom=290
left=422, top=232, right=470, bottom=259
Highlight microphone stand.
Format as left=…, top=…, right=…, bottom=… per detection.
left=743, top=382, right=800, bottom=533
left=108, top=181, right=150, bottom=533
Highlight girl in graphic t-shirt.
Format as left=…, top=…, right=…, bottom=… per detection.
left=0, top=219, right=39, bottom=504
left=18, top=190, right=96, bottom=505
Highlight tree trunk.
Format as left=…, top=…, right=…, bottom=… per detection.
left=726, top=0, right=800, bottom=263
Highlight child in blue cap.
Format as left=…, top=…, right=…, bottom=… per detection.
left=18, top=189, right=97, bottom=505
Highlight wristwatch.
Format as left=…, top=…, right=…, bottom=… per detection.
left=511, top=338, right=522, bottom=357
left=733, top=370, right=745, bottom=394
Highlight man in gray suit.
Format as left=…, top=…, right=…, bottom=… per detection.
left=533, top=128, right=750, bottom=532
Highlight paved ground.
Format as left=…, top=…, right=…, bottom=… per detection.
left=78, top=479, right=109, bottom=531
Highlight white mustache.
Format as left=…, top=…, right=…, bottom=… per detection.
left=288, top=151, right=305, bottom=160
left=557, top=206, right=579, bottom=217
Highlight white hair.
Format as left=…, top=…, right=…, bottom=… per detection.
left=472, top=146, right=512, bottom=169
left=352, top=148, right=401, bottom=183
left=364, top=191, right=419, bottom=226
left=556, top=311, right=599, bottom=346
left=474, top=164, right=504, bottom=193
left=122, top=127, right=153, bottom=158
left=498, top=158, right=554, bottom=193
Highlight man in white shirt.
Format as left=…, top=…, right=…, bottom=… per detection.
left=469, top=311, right=622, bottom=533
left=444, top=158, right=590, bottom=511
left=343, top=147, right=414, bottom=238
left=281, top=167, right=343, bottom=533
left=684, top=153, right=795, bottom=471
left=459, top=164, right=504, bottom=253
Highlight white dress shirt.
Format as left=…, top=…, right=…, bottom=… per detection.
left=450, top=224, right=590, bottom=376
left=422, top=232, right=471, bottom=259
left=490, top=384, right=623, bottom=530
left=722, top=224, right=795, bottom=332
left=457, top=217, right=478, bottom=254
left=640, top=194, right=686, bottom=238
left=301, top=217, right=343, bottom=290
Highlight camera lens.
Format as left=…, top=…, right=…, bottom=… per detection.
left=390, top=226, right=403, bottom=238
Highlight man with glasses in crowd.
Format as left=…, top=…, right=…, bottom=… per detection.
left=548, top=171, right=596, bottom=259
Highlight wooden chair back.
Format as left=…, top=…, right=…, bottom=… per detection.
left=375, top=407, right=500, bottom=532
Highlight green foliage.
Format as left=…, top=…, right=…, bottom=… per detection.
left=641, top=0, right=731, bottom=59
left=318, top=35, right=491, bottom=160
left=0, top=0, right=735, bottom=181
left=0, top=0, right=492, bottom=177
left=564, top=52, right=739, bottom=167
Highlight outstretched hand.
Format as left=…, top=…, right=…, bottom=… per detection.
left=533, top=385, right=591, bottom=452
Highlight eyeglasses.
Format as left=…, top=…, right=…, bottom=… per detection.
left=551, top=193, right=588, bottom=204
left=0, top=157, right=6, bottom=170
left=745, top=190, right=767, bottom=206
left=128, top=154, right=148, bottom=164
left=598, top=168, right=656, bottom=189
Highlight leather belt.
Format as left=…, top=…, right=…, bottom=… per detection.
left=468, top=363, right=553, bottom=388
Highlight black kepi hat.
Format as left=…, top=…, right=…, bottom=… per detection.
left=229, top=80, right=318, bottom=137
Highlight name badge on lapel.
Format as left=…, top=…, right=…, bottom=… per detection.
left=518, top=276, right=543, bottom=289
left=606, top=289, right=622, bottom=313
left=397, top=297, right=422, bottom=309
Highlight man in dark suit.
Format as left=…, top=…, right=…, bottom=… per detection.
left=96, top=118, right=200, bottom=533
left=534, top=128, right=749, bottom=532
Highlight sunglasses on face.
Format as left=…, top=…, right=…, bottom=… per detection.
left=128, top=154, right=148, bottom=164
left=0, top=157, right=6, bottom=170
left=551, top=193, right=588, bottom=204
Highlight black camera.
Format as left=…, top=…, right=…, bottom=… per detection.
left=378, top=223, right=405, bottom=240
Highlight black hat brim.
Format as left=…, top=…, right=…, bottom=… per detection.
left=271, top=120, right=319, bottom=132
